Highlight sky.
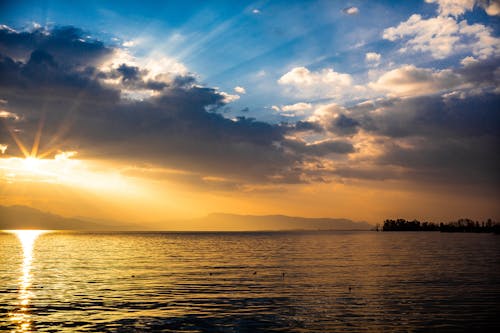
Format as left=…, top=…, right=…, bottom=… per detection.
left=0, top=0, right=499, bottom=225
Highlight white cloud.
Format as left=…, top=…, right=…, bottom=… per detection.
left=282, top=102, right=312, bottom=112
left=342, top=7, right=359, bottom=15
left=425, top=0, right=500, bottom=17
left=383, top=14, right=459, bottom=59
left=252, top=9, right=261, bottom=14
left=219, top=91, right=240, bottom=103
left=479, top=0, right=500, bottom=15
left=140, top=53, right=188, bottom=80
left=383, top=14, right=500, bottom=59
left=98, top=48, right=189, bottom=99
left=307, top=103, right=347, bottom=128
left=271, top=103, right=312, bottom=117
left=234, top=86, right=246, bottom=94
left=278, top=66, right=353, bottom=99
left=425, top=0, right=475, bottom=17
left=369, top=65, right=465, bottom=97
left=458, top=20, right=500, bottom=59
left=365, top=52, right=381, bottom=66
left=308, top=103, right=342, bottom=122
left=0, top=110, right=20, bottom=120
left=460, top=56, right=478, bottom=66
left=0, top=24, right=17, bottom=33
left=122, top=40, right=137, bottom=47
left=100, top=49, right=188, bottom=81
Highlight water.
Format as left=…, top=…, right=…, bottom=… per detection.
left=1, top=231, right=499, bottom=332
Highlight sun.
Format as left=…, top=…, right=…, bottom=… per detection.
left=22, top=157, right=43, bottom=173
left=0, top=153, right=77, bottom=183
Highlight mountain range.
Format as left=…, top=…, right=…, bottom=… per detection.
left=0, top=205, right=373, bottom=231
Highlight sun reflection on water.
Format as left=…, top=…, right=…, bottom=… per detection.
left=6, top=230, right=49, bottom=333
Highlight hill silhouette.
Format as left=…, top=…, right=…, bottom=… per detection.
left=0, top=205, right=134, bottom=230
left=1, top=206, right=372, bottom=231
left=182, top=213, right=372, bottom=231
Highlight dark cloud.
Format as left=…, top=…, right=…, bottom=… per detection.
left=0, top=25, right=112, bottom=67
left=1, top=25, right=499, bottom=192
left=97, top=63, right=169, bottom=92
left=336, top=92, right=500, bottom=188
left=330, top=114, right=359, bottom=136
left=356, top=94, right=500, bottom=139
left=0, top=25, right=313, bottom=185
left=117, top=63, right=140, bottom=82
left=293, top=120, right=323, bottom=132
left=458, top=57, right=500, bottom=89
left=172, top=75, right=196, bottom=88
left=377, top=136, right=499, bottom=185
left=284, top=139, right=355, bottom=156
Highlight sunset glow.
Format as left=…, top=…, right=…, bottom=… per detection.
left=0, top=0, right=498, bottom=226
left=5, top=230, right=49, bottom=332
left=1, top=1, right=499, bottom=331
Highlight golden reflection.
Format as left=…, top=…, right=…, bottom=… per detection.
left=6, top=230, right=49, bottom=333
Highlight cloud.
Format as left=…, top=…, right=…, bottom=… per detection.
left=479, top=0, right=500, bottom=15
left=272, top=102, right=313, bottom=117
left=365, top=52, right=381, bottom=66
left=97, top=48, right=188, bottom=99
left=0, top=25, right=359, bottom=187
left=0, top=25, right=113, bottom=66
left=342, top=7, right=359, bottom=15
left=234, top=86, right=246, bottom=94
left=369, top=65, right=464, bottom=97
left=425, top=0, right=500, bottom=17
left=282, top=102, right=312, bottom=112
left=353, top=93, right=500, bottom=139
left=425, top=0, right=475, bottom=17
left=252, top=9, right=261, bottom=14
left=383, top=14, right=500, bottom=59
left=219, top=91, right=240, bottom=103
left=308, top=103, right=360, bottom=136
left=335, top=94, right=499, bottom=186
left=0, top=24, right=498, bottom=192
left=286, top=139, right=355, bottom=156
left=460, top=56, right=478, bottom=66
left=297, top=64, right=500, bottom=187
left=122, top=40, right=137, bottom=47
left=278, top=66, right=354, bottom=99
left=0, top=109, right=20, bottom=120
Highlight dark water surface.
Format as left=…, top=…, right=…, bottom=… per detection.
left=1, top=231, right=499, bottom=332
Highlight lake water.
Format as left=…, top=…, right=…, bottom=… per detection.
left=1, top=231, right=499, bottom=332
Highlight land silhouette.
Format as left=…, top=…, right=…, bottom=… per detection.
left=0, top=205, right=372, bottom=231
left=0, top=205, right=138, bottom=230
left=381, top=218, right=500, bottom=233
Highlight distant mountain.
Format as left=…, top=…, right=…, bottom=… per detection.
left=1, top=205, right=373, bottom=231
left=183, top=213, right=373, bottom=231
left=0, top=205, right=136, bottom=230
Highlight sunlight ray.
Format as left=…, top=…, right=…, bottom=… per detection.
left=30, top=111, right=46, bottom=158
left=1, top=119, right=30, bottom=158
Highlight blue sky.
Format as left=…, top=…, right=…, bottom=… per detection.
left=2, top=0, right=497, bottom=121
left=0, top=0, right=499, bottom=221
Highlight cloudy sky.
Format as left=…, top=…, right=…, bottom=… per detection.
left=0, top=0, right=499, bottom=224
